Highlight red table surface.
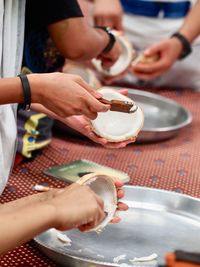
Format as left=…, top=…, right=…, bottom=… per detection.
left=0, top=88, right=200, bottom=266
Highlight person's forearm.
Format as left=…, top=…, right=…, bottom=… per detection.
left=0, top=77, right=24, bottom=104
left=179, top=0, right=200, bottom=43
left=48, top=18, right=109, bottom=60
left=0, top=75, right=44, bottom=105
left=0, top=201, right=55, bottom=255
left=0, top=192, right=51, bottom=214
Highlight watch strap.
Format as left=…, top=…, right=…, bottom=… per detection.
left=171, top=32, right=192, bottom=60
left=95, top=26, right=116, bottom=54
left=18, top=74, right=31, bottom=111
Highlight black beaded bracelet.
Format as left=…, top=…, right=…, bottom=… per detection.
left=18, top=74, right=31, bottom=111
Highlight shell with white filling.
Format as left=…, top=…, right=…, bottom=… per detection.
left=91, top=87, right=144, bottom=142
left=92, top=34, right=133, bottom=77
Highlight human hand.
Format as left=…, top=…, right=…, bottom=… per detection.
left=93, top=0, right=123, bottom=31
left=64, top=89, right=136, bottom=148
left=98, top=40, right=122, bottom=69
left=110, top=180, right=129, bottom=224
left=131, top=38, right=183, bottom=80
left=29, top=72, right=110, bottom=120
left=48, top=183, right=105, bottom=232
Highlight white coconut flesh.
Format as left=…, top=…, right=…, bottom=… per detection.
left=92, top=35, right=133, bottom=77
left=77, top=173, right=117, bottom=232
left=91, top=88, right=144, bottom=142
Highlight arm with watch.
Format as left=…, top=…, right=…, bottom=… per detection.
left=48, top=18, right=121, bottom=68
left=131, top=0, right=200, bottom=81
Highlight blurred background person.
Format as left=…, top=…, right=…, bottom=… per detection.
left=83, top=0, right=200, bottom=90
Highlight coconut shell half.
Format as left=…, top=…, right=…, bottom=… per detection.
left=77, top=173, right=117, bottom=232
left=63, top=62, right=101, bottom=89
left=92, top=33, right=133, bottom=77
left=91, top=87, right=144, bottom=142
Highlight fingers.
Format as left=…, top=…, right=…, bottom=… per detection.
left=132, top=59, right=164, bottom=74
left=86, top=98, right=110, bottom=117
left=102, top=141, right=129, bottom=149
left=117, top=202, right=129, bottom=211
left=110, top=216, right=121, bottom=224
left=85, top=125, right=108, bottom=145
left=101, top=58, right=115, bottom=69
left=72, top=74, right=102, bottom=99
left=117, top=188, right=124, bottom=199
left=115, top=18, right=123, bottom=32
left=115, top=180, right=124, bottom=188
left=132, top=69, right=164, bottom=81
left=69, top=77, right=110, bottom=117
left=110, top=202, right=129, bottom=224
left=94, top=16, right=103, bottom=27
left=119, top=89, right=128, bottom=96
left=78, top=207, right=105, bottom=232
left=143, top=43, right=161, bottom=57
left=131, top=57, right=169, bottom=81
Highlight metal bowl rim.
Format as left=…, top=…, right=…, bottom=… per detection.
left=113, top=87, right=193, bottom=132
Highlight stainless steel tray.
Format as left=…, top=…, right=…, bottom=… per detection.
left=114, top=87, right=192, bottom=142
left=34, top=186, right=200, bottom=266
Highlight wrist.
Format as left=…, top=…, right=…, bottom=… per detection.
left=18, top=74, right=32, bottom=111
left=171, top=32, right=192, bottom=60
left=95, top=26, right=116, bottom=54
left=35, top=202, right=57, bottom=230
left=27, top=74, right=47, bottom=104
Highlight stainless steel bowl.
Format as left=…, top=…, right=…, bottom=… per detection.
left=115, top=87, right=192, bottom=142
left=34, top=186, right=200, bottom=267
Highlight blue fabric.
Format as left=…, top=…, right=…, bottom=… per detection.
left=121, top=0, right=191, bottom=18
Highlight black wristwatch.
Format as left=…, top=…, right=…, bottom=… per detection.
left=171, top=32, right=192, bottom=60
left=95, top=26, right=116, bottom=54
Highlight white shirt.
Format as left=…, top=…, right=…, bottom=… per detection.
left=0, top=0, right=25, bottom=194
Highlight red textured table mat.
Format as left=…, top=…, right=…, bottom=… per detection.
left=0, top=88, right=200, bottom=266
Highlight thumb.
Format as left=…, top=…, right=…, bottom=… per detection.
left=115, top=19, right=123, bottom=32
left=144, top=43, right=162, bottom=56
left=119, top=89, right=128, bottom=96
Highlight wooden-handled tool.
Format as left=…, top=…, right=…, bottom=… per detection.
left=99, top=98, right=138, bottom=113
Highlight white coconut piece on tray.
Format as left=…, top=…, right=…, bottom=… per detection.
left=129, top=253, right=158, bottom=263
left=91, top=87, right=144, bottom=142
left=77, top=173, right=118, bottom=232
left=49, top=228, right=72, bottom=245
left=113, top=254, right=127, bottom=263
